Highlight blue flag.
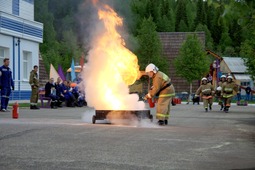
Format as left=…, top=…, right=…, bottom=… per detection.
left=71, top=58, right=76, bottom=81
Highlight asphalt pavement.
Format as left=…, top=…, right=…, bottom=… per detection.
left=0, top=103, right=255, bottom=170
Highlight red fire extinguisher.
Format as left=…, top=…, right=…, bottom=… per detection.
left=12, top=102, right=19, bottom=119
left=148, top=98, right=155, bottom=108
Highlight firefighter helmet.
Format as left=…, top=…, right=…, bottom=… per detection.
left=227, top=76, right=233, bottom=79
left=220, top=75, right=226, bottom=79
left=145, top=63, right=158, bottom=73
left=201, top=77, right=207, bottom=81
left=216, top=86, right=222, bottom=91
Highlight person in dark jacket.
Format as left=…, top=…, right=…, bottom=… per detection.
left=0, top=58, right=14, bottom=112
left=61, top=80, right=76, bottom=107
left=245, top=85, right=251, bottom=101
left=45, top=78, right=58, bottom=109
left=55, top=77, right=65, bottom=107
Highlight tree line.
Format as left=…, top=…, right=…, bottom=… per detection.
left=34, top=0, right=255, bottom=79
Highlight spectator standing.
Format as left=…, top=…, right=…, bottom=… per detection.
left=237, top=85, right=242, bottom=101
left=245, top=85, right=251, bottom=101
left=0, top=58, right=14, bottom=112
left=29, top=65, right=40, bottom=109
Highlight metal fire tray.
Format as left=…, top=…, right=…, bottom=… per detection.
left=92, top=110, right=153, bottom=124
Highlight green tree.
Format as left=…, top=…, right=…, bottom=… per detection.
left=194, top=0, right=206, bottom=29
left=136, top=17, right=169, bottom=73
left=240, top=40, right=255, bottom=80
left=186, top=1, right=196, bottom=31
left=219, top=23, right=233, bottom=54
left=178, top=20, right=188, bottom=32
left=35, top=0, right=59, bottom=72
left=195, top=24, right=214, bottom=50
left=174, top=34, right=210, bottom=102
left=175, top=0, right=188, bottom=31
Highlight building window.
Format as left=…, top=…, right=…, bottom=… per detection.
left=12, top=0, right=20, bottom=16
left=0, top=48, right=5, bottom=64
left=23, top=51, right=32, bottom=80
left=241, top=82, right=250, bottom=87
left=0, top=47, right=9, bottom=64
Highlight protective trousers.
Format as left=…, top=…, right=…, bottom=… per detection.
left=1, top=88, right=11, bottom=110
left=203, top=98, right=213, bottom=109
left=156, top=97, right=171, bottom=121
left=30, top=87, right=38, bottom=105
left=223, top=97, right=232, bottom=109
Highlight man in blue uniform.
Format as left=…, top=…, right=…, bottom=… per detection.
left=0, top=58, right=14, bottom=112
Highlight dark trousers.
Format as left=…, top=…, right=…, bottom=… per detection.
left=1, top=87, right=11, bottom=110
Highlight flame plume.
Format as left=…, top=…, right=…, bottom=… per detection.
left=83, top=1, right=144, bottom=110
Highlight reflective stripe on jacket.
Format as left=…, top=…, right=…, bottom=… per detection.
left=149, top=71, right=174, bottom=98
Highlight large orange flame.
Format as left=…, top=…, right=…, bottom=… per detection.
left=83, top=2, right=143, bottom=110
left=97, top=4, right=139, bottom=85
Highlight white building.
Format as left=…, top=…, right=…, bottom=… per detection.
left=0, top=0, right=43, bottom=100
left=220, top=57, right=254, bottom=94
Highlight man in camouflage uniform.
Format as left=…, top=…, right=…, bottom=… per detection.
left=145, top=63, right=175, bottom=126
left=195, top=77, right=214, bottom=112
left=29, top=65, right=40, bottom=109
left=221, top=76, right=238, bottom=113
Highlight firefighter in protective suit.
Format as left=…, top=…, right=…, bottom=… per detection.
left=217, top=75, right=227, bottom=110
left=221, top=76, right=238, bottom=113
left=144, top=63, right=175, bottom=125
left=195, top=77, right=214, bottom=112
left=218, top=75, right=226, bottom=87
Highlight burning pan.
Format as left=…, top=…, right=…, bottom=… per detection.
left=92, top=110, right=153, bottom=124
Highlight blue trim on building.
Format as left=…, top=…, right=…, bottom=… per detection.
left=12, top=0, right=20, bottom=16
left=13, top=37, right=15, bottom=80
left=10, top=90, right=31, bottom=100
left=0, top=17, right=43, bottom=38
left=18, top=38, right=20, bottom=91
left=23, top=0, right=34, bottom=4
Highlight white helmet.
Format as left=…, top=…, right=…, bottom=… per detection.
left=145, top=63, right=158, bottom=73
left=201, top=77, right=207, bottom=81
left=220, top=75, right=226, bottom=79
left=227, top=76, right=233, bottom=79
left=216, top=86, right=222, bottom=91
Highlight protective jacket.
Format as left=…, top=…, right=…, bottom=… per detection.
left=29, top=70, right=39, bottom=87
left=196, top=83, right=214, bottom=97
left=149, top=71, right=174, bottom=98
left=0, top=65, right=14, bottom=89
left=221, top=81, right=238, bottom=98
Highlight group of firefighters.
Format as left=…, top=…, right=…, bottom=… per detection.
left=194, top=75, right=238, bottom=113
left=144, top=63, right=238, bottom=126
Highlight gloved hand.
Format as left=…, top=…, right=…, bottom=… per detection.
left=12, top=86, right=14, bottom=91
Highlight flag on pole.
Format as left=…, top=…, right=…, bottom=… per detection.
left=50, top=64, right=61, bottom=82
left=71, top=58, right=76, bottom=81
left=58, top=64, right=66, bottom=81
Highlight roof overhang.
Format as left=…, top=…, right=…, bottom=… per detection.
left=233, top=74, right=251, bottom=81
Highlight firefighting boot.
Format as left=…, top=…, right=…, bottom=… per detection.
left=209, top=105, right=212, bottom=110
left=220, top=105, right=223, bottom=111
left=225, top=107, right=229, bottom=113
left=34, top=105, right=40, bottom=110
left=164, top=120, right=168, bottom=125
left=205, top=108, right=208, bottom=112
left=158, top=120, right=164, bottom=126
